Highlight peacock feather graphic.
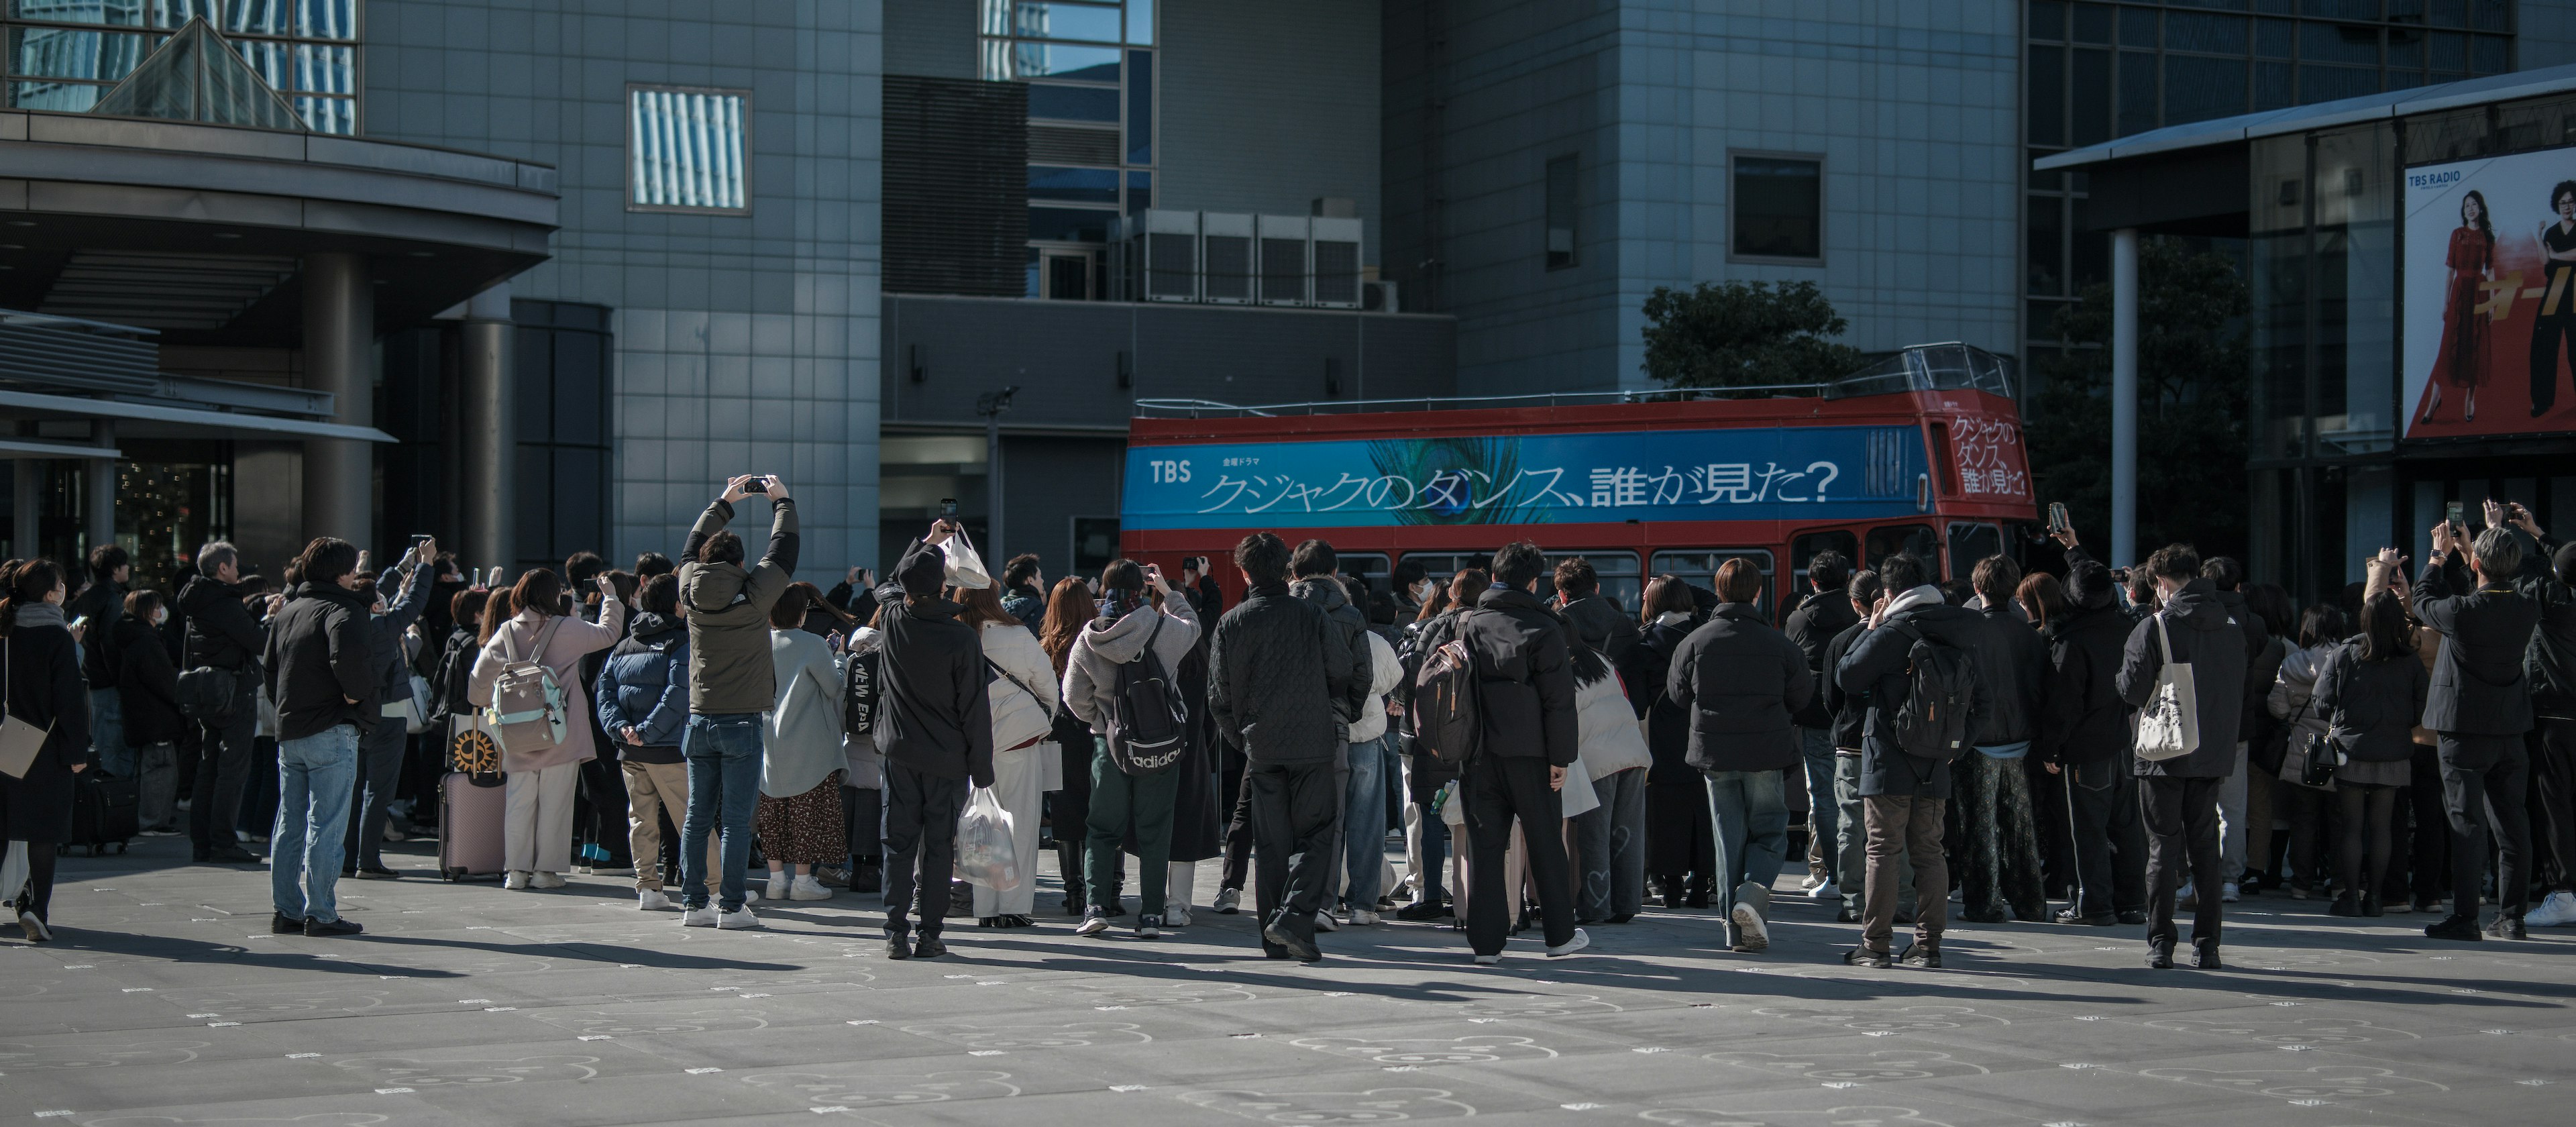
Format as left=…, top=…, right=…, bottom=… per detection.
left=1364, top=436, right=1540, bottom=525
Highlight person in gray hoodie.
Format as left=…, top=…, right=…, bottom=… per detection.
left=1063, top=557, right=1199, bottom=939
left=674, top=475, right=798, bottom=923
left=2116, top=541, right=2249, bottom=969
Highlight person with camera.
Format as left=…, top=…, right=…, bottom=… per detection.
left=2116, top=542, right=2249, bottom=969
left=470, top=566, right=626, bottom=892
left=2314, top=575, right=2428, bottom=917
left=262, top=539, right=378, bottom=937
left=676, top=474, right=800, bottom=928
left=2415, top=515, right=2540, bottom=941
left=1063, top=555, right=1201, bottom=939
left=2493, top=502, right=2576, bottom=930
left=871, top=517, right=996, bottom=958
left=343, top=537, right=435, bottom=879
left=178, top=541, right=268, bottom=865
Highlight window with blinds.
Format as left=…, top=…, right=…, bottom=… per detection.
left=627, top=85, right=751, bottom=214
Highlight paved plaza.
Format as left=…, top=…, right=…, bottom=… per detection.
left=5, top=836, right=2573, bottom=1126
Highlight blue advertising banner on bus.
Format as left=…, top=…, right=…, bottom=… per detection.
left=1122, top=424, right=1933, bottom=530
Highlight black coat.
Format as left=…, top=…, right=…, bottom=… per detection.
left=1290, top=576, right=1375, bottom=727
left=1559, top=594, right=1640, bottom=662
left=112, top=616, right=186, bottom=747
left=263, top=582, right=377, bottom=741
left=68, top=578, right=124, bottom=688
left=1835, top=591, right=1984, bottom=798
left=1782, top=587, right=1860, bottom=727
left=0, top=618, right=92, bottom=843
left=2520, top=534, right=2576, bottom=718
left=1970, top=605, right=2049, bottom=746
left=2317, top=639, right=2430, bottom=763
left=2212, top=588, right=2274, bottom=743
left=1666, top=602, right=1812, bottom=773
left=1615, top=617, right=1697, bottom=786
left=871, top=574, right=995, bottom=788
left=179, top=574, right=266, bottom=674
left=2036, top=604, right=2131, bottom=766
left=1464, top=586, right=1580, bottom=767
left=2115, top=579, right=2249, bottom=778
left=1208, top=581, right=1352, bottom=767
left=2413, top=553, right=2538, bottom=736
left=1819, top=621, right=1868, bottom=752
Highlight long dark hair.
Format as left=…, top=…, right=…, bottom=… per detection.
left=1638, top=573, right=1694, bottom=625
left=2297, top=602, right=2348, bottom=650
left=1040, top=576, right=1095, bottom=676
left=0, top=559, right=63, bottom=637
left=512, top=568, right=566, bottom=620
left=2462, top=189, right=2493, bottom=239
left=2357, top=591, right=2414, bottom=663
left=480, top=584, right=519, bottom=643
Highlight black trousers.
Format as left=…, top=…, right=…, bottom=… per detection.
left=2534, top=265, right=2576, bottom=415
left=1220, top=737, right=1254, bottom=890
left=2141, top=774, right=2226, bottom=955
left=2438, top=733, right=2532, bottom=921
left=578, top=754, right=631, bottom=865
left=1247, top=756, right=1338, bottom=955
left=189, top=693, right=257, bottom=851
left=2529, top=717, right=2576, bottom=891
left=11, top=839, right=58, bottom=922
left=842, top=784, right=881, bottom=864
left=881, top=763, right=967, bottom=937
left=2404, top=743, right=2451, bottom=903
left=1462, top=754, right=1576, bottom=956
left=2066, top=757, right=2147, bottom=918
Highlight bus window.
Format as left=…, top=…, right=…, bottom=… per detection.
left=1864, top=524, right=1937, bottom=572
left=1396, top=552, right=1485, bottom=587
left=1947, top=523, right=2002, bottom=576
left=1534, top=551, right=1644, bottom=613
left=1789, top=530, right=1859, bottom=576
left=1336, top=552, right=1390, bottom=596
left=1649, top=549, right=1775, bottom=619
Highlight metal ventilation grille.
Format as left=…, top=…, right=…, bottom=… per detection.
left=0, top=312, right=159, bottom=391
left=1312, top=239, right=1360, bottom=305
left=1028, top=123, right=1121, bottom=166
left=1260, top=237, right=1305, bottom=303
left=883, top=74, right=1028, bottom=297
left=1203, top=235, right=1252, bottom=301
left=38, top=252, right=296, bottom=330
left=1146, top=233, right=1196, bottom=299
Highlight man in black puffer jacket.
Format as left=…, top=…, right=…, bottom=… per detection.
left=1210, top=532, right=1354, bottom=962
left=2039, top=559, right=2146, bottom=926
left=1955, top=555, right=2050, bottom=924
left=180, top=541, right=269, bottom=865
left=1456, top=541, right=1586, bottom=963
left=2117, top=542, right=2249, bottom=969
left=1668, top=557, right=1812, bottom=953
left=871, top=523, right=996, bottom=960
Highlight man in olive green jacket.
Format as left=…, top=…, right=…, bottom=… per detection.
left=673, top=474, right=799, bottom=926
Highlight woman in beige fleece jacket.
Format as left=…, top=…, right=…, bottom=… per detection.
left=470, top=568, right=626, bottom=888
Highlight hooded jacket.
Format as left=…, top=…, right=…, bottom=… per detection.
left=2036, top=603, right=2133, bottom=766
left=594, top=611, right=690, bottom=764
left=677, top=496, right=800, bottom=715
left=1970, top=604, right=2049, bottom=746
left=1559, top=594, right=1641, bottom=662
left=871, top=566, right=995, bottom=787
left=1835, top=584, right=1985, bottom=798
left=1615, top=614, right=1696, bottom=785
left=179, top=573, right=266, bottom=676
left=1209, top=580, right=1352, bottom=767
left=1783, top=586, right=1861, bottom=727
left=1464, top=586, right=1580, bottom=767
left=1667, top=602, right=1813, bottom=773
left=2317, top=636, right=2430, bottom=763
left=264, top=581, right=376, bottom=741
left=1063, top=590, right=1201, bottom=735
left=2413, top=553, right=2538, bottom=737
left=1290, top=575, right=1374, bottom=729
left=1346, top=629, right=1404, bottom=745
left=2212, top=587, right=2273, bottom=742
left=111, top=614, right=186, bottom=746
left=2116, top=578, right=2251, bottom=777
left=763, top=627, right=846, bottom=797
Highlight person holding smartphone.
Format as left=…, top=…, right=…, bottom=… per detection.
left=1062, top=555, right=1201, bottom=940
left=674, top=474, right=800, bottom=928
left=468, top=566, right=627, bottom=891
left=2416, top=511, right=2541, bottom=940
left=871, top=517, right=996, bottom=957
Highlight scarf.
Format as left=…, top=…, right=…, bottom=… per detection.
left=1098, top=588, right=1147, bottom=622
left=1652, top=611, right=1692, bottom=628
left=1882, top=584, right=1947, bottom=619
left=14, top=602, right=65, bottom=630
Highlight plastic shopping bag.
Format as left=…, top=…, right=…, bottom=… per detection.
left=942, top=529, right=992, bottom=591
left=955, top=786, right=1022, bottom=891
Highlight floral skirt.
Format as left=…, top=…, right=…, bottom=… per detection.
left=755, top=770, right=847, bottom=865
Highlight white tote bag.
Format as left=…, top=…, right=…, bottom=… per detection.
left=2135, top=613, right=2200, bottom=762
left=942, top=529, right=992, bottom=591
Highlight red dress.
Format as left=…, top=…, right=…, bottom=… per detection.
left=2435, top=226, right=2493, bottom=389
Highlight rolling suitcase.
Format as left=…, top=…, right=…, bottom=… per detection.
left=439, top=770, right=508, bottom=881
left=67, top=770, right=141, bottom=856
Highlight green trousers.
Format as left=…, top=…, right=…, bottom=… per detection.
left=1085, top=735, right=1181, bottom=915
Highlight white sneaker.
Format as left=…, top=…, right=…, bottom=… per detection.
left=1809, top=880, right=1839, bottom=901
left=1348, top=909, right=1381, bottom=926
left=1473, top=953, right=1501, bottom=965
left=529, top=871, right=566, bottom=890
left=765, top=873, right=790, bottom=902
left=790, top=875, right=833, bottom=901
left=2526, top=890, right=2576, bottom=928
left=1313, top=911, right=1341, bottom=932
left=717, top=906, right=762, bottom=930
left=1213, top=887, right=1240, bottom=914
left=743, top=886, right=763, bottom=904
left=2220, top=882, right=2241, bottom=904
left=503, top=870, right=531, bottom=890
left=1799, top=873, right=1828, bottom=892
left=1164, top=904, right=1191, bottom=928
left=1730, top=881, right=1770, bottom=951
left=681, top=905, right=718, bottom=927
left=638, top=888, right=674, bottom=910
left=1546, top=928, right=1591, bottom=957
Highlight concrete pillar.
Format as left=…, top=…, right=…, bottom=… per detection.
left=301, top=252, right=374, bottom=552
left=2110, top=227, right=2140, bottom=570
left=459, top=283, right=515, bottom=574
left=85, top=420, right=115, bottom=555
left=11, top=459, right=38, bottom=561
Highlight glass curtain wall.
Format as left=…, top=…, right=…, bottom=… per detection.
left=979, top=0, right=1152, bottom=299
left=3, top=0, right=359, bottom=132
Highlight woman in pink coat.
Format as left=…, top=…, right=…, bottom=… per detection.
left=470, top=568, right=626, bottom=888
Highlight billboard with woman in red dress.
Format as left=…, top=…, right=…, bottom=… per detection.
left=2404, top=148, right=2576, bottom=438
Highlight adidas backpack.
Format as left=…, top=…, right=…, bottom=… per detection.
left=1106, top=614, right=1189, bottom=776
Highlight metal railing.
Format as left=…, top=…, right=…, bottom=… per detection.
left=1134, top=383, right=1829, bottom=419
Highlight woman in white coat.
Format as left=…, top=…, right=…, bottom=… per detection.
left=960, top=582, right=1060, bottom=926
left=1571, top=637, right=1654, bottom=923
left=759, top=586, right=847, bottom=903
left=468, top=568, right=625, bottom=889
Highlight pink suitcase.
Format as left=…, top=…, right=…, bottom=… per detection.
left=440, top=771, right=508, bottom=881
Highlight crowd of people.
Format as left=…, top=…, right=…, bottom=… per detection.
left=3, top=481, right=2571, bottom=971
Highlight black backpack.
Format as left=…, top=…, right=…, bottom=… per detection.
left=1107, top=614, right=1189, bottom=776
left=1411, top=613, right=1484, bottom=765
left=1889, top=620, right=1986, bottom=761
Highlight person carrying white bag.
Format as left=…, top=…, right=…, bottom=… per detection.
left=953, top=580, right=1058, bottom=926
left=869, top=521, right=998, bottom=961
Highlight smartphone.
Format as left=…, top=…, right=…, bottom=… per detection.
left=2446, top=500, right=2465, bottom=531
left=939, top=497, right=959, bottom=519
left=486, top=566, right=505, bottom=586
left=68, top=614, right=88, bottom=633
left=742, top=476, right=769, bottom=494
left=2047, top=501, right=2070, bottom=537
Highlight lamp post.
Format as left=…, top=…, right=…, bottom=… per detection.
left=975, top=386, right=1019, bottom=559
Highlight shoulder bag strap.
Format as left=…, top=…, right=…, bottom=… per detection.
left=986, top=656, right=1057, bottom=720
left=2153, top=612, right=2174, bottom=669
left=1136, top=612, right=1165, bottom=665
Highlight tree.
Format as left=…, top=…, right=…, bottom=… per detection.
left=2027, top=238, right=2249, bottom=564
left=1640, top=280, right=1865, bottom=389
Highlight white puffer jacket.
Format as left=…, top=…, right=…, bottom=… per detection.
left=1346, top=631, right=1404, bottom=744
left=1575, top=669, right=1653, bottom=780
left=981, top=618, right=1061, bottom=753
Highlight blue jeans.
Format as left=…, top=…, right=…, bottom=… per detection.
left=90, top=688, right=127, bottom=777
left=272, top=723, right=359, bottom=923
left=1705, top=768, right=1790, bottom=928
left=1340, top=735, right=1394, bottom=907
left=1800, top=727, right=1839, bottom=885
left=680, top=714, right=763, bottom=912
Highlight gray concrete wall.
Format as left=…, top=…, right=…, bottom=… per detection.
left=366, top=0, right=884, bottom=572
left=1159, top=0, right=1383, bottom=265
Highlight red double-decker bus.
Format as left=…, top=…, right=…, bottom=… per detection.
left=1121, top=343, right=2038, bottom=618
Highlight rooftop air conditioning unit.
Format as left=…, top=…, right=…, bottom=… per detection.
left=1126, top=210, right=1199, bottom=303
left=1258, top=214, right=1310, bottom=307
left=1201, top=212, right=1254, bottom=304
left=1361, top=279, right=1399, bottom=313
left=1310, top=216, right=1362, bottom=308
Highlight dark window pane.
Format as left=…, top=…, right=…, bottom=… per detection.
left=2471, top=34, right=2508, bottom=73
left=2387, top=69, right=2422, bottom=91
left=514, top=329, right=551, bottom=437
left=2028, top=195, right=2063, bottom=295
left=2429, top=0, right=2465, bottom=24
left=551, top=331, right=602, bottom=447
left=2300, top=63, right=2381, bottom=103
left=1125, top=170, right=1150, bottom=214
left=2256, top=60, right=2295, bottom=108
left=1733, top=156, right=1821, bottom=260
left=553, top=449, right=604, bottom=559
left=2387, top=0, right=2425, bottom=16
left=2028, top=299, right=2064, bottom=339
left=1027, top=83, right=1118, bottom=121
left=2029, top=45, right=2065, bottom=146
left=2031, top=0, right=2065, bottom=40
left=1125, top=49, right=1152, bottom=164
left=2118, top=50, right=2158, bottom=136
left=2071, top=199, right=2108, bottom=288
left=2072, top=47, right=2112, bottom=145
left=2030, top=167, right=2062, bottom=190
left=2166, top=12, right=2247, bottom=54
left=1545, top=154, right=1578, bottom=268
left=2472, top=0, right=2506, bottom=32
left=2387, top=30, right=2424, bottom=70
left=2072, top=2, right=2112, bottom=43
left=1028, top=205, right=1116, bottom=241
left=1028, top=164, right=1120, bottom=203
left=2302, top=0, right=2379, bottom=17
left=516, top=445, right=551, bottom=560
left=2301, top=21, right=2379, bottom=66
left=2118, top=6, right=2157, bottom=46
left=2256, top=0, right=2293, bottom=11
left=2430, top=31, right=2466, bottom=70
left=2256, top=18, right=2293, bottom=57
left=2166, top=55, right=2248, bottom=125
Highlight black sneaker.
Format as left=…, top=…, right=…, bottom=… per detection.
left=2055, top=907, right=2115, bottom=926
left=271, top=912, right=306, bottom=934
left=1262, top=918, right=1322, bottom=962
left=1898, top=941, right=1942, bottom=969
left=1834, top=906, right=1859, bottom=923
left=1395, top=900, right=1452, bottom=921
left=2485, top=915, right=2527, bottom=941
left=2194, top=949, right=2223, bottom=969
left=2146, top=945, right=2175, bottom=969
left=2116, top=910, right=2148, bottom=925
left=303, top=917, right=363, bottom=937
left=1075, top=906, right=1110, bottom=937
left=1842, top=946, right=1892, bottom=968
left=913, top=935, right=948, bottom=959
left=2425, top=914, right=2483, bottom=941
left=885, top=934, right=914, bottom=959
left=207, top=845, right=259, bottom=865
left=354, top=865, right=399, bottom=880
